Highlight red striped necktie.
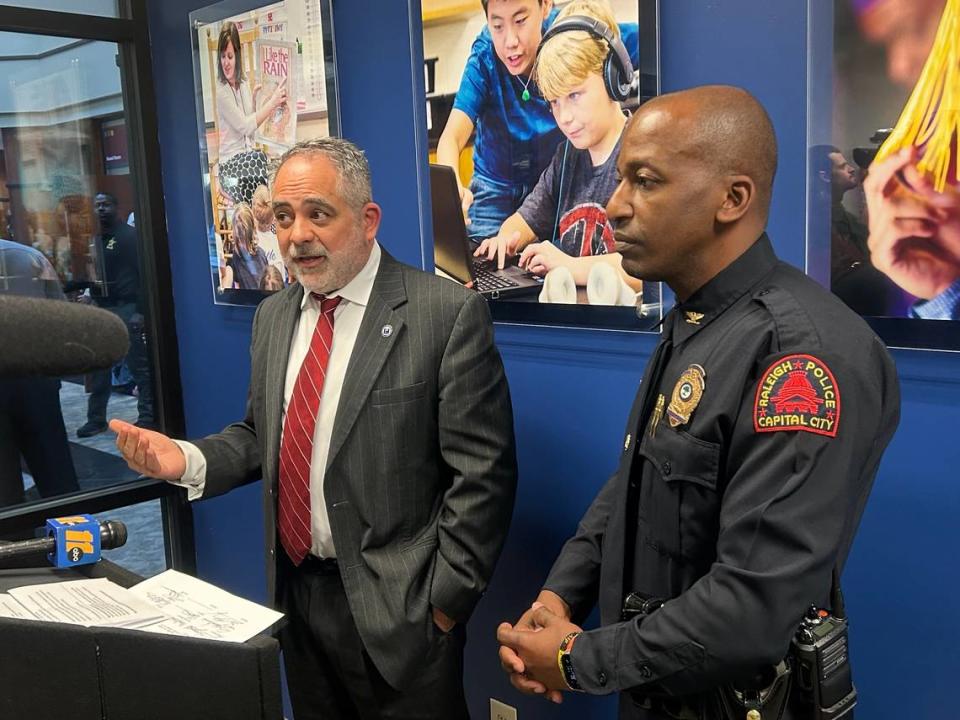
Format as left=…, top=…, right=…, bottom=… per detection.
left=277, top=294, right=342, bottom=565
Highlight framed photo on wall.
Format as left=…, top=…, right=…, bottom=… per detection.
left=808, top=0, right=960, bottom=350
left=189, top=0, right=339, bottom=306
left=420, top=0, right=661, bottom=330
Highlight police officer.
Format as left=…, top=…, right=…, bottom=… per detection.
left=496, top=85, right=901, bottom=719
left=76, top=192, right=154, bottom=437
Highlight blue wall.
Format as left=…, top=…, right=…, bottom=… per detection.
left=148, top=1, right=959, bottom=717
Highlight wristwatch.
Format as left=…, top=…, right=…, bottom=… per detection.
left=558, top=631, right=583, bottom=691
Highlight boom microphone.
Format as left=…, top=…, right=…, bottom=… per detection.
left=0, top=517, right=128, bottom=569
left=0, top=295, right=129, bottom=378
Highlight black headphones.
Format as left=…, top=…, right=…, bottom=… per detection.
left=538, top=15, right=635, bottom=102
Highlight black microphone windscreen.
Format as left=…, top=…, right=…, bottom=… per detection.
left=0, top=296, right=130, bottom=378
left=99, top=520, right=128, bottom=550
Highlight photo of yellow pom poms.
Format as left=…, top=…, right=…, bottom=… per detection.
left=874, top=0, right=960, bottom=192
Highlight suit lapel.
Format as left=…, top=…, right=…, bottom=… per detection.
left=264, top=283, right=304, bottom=488
left=325, top=251, right=407, bottom=472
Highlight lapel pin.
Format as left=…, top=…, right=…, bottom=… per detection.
left=381, top=324, right=393, bottom=338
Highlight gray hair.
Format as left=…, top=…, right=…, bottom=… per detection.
left=270, top=137, right=372, bottom=212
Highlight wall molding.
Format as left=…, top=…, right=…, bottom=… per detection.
left=890, top=348, right=960, bottom=389
left=494, top=322, right=657, bottom=365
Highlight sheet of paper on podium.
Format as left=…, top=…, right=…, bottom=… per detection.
left=0, top=577, right=166, bottom=628
left=0, top=593, right=31, bottom=619
left=129, top=569, right=283, bottom=643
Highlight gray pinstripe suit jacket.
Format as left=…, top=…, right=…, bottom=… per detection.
left=193, top=249, right=517, bottom=688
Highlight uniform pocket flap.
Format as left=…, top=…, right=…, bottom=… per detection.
left=638, top=428, right=720, bottom=490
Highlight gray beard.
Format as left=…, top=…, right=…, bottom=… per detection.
left=286, top=242, right=369, bottom=295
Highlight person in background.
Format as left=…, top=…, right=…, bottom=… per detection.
left=252, top=183, right=286, bottom=281
left=0, top=237, right=79, bottom=505
left=215, top=20, right=287, bottom=206
left=437, top=0, right=639, bottom=240
left=76, top=192, right=153, bottom=437
left=110, top=137, right=517, bottom=720
left=226, top=202, right=269, bottom=290
left=822, top=145, right=901, bottom=315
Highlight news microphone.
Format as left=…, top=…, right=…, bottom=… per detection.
left=0, top=295, right=130, bottom=378
left=0, top=516, right=128, bottom=569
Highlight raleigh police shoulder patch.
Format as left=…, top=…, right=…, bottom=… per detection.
left=754, top=354, right=840, bottom=437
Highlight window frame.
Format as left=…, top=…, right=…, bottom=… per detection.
left=0, top=1, right=194, bottom=573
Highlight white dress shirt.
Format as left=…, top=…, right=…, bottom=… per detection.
left=174, top=242, right=382, bottom=559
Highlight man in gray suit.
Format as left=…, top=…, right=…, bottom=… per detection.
left=111, top=137, right=517, bottom=719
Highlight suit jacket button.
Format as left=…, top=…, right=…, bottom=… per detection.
left=598, top=671, right=607, bottom=686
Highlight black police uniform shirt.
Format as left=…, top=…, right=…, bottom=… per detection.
left=93, top=221, right=140, bottom=307
left=543, top=234, right=900, bottom=716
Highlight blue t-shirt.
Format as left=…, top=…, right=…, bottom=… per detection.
left=517, top=131, right=623, bottom=256
left=453, top=8, right=640, bottom=191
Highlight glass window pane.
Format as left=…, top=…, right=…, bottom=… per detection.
left=98, top=499, right=168, bottom=579
left=0, top=34, right=155, bottom=510
left=2, top=1, right=120, bottom=18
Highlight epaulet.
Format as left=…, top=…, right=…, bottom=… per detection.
left=751, top=284, right=822, bottom=351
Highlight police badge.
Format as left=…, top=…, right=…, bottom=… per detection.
left=667, top=364, right=706, bottom=428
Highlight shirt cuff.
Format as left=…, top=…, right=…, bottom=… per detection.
left=570, top=621, right=705, bottom=695
left=170, top=440, right=207, bottom=501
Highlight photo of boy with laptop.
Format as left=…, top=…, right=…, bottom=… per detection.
left=435, top=0, right=639, bottom=241
left=474, top=0, right=643, bottom=297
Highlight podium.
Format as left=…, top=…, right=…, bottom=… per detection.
left=0, top=561, right=282, bottom=720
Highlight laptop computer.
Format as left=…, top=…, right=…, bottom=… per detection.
left=429, top=164, right=543, bottom=300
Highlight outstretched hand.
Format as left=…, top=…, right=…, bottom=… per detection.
left=109, top=419, right=187, bottom=481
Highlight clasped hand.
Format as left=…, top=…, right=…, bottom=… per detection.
left=496, top=592, right=581, bottom=705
